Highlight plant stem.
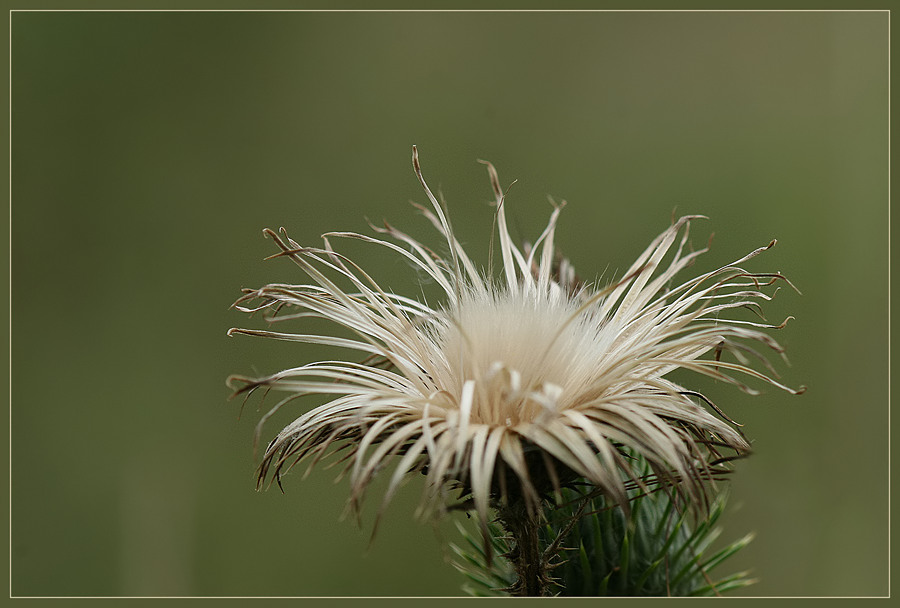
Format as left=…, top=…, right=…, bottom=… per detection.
left=497, top=501, right=551, bottom=597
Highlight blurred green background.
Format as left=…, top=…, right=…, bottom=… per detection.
left=10, top=9, right=888, bottom=597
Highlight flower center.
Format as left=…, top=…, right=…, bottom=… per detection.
left=435, top=289, right=604, bottom=426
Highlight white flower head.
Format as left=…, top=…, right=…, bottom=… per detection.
left=229, top=147, right=803, bottom=541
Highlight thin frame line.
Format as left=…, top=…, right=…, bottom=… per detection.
left=5, top=6, right=891, bottom=600
left=4, top=8, right=894, bottom=12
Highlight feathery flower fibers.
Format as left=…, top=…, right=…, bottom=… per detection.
left=228, top=147, right=802, bottom=540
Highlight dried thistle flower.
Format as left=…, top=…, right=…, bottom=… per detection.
left=228, top=148, right=801, bottom=591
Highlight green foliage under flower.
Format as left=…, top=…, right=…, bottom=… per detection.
left=452, top=460, right=756, bottom=597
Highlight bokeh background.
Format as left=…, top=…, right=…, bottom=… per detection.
left=10, top=9, right=888, bottom=597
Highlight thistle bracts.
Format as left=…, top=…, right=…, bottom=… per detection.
left=452, top=454, right=756, bottom=597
